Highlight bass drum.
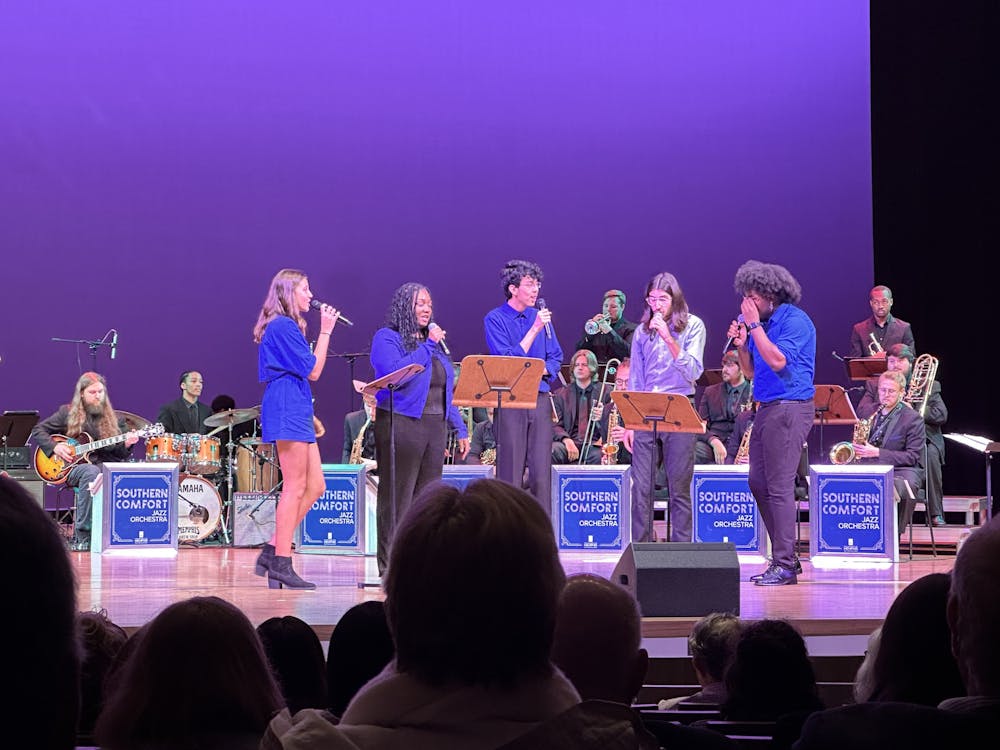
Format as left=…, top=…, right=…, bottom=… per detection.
left=177, top=474, right=222, bottom=543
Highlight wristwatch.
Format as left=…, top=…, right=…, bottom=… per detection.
left=747, top=322, right=761, bottom=331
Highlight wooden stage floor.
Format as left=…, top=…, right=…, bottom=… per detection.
left=71, top=545, right=958, bottom=643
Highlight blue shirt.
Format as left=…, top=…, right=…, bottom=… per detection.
left=483, top=303, right=564, bottom=393
left=369, top=327, right=468, bottom=437
left=748, top=303, right=816, bottom=402
left=628, top=313, right=706, bottom=396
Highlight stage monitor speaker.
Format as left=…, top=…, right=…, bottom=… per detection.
left=611, top=542, right=740, bottom=617
left=3, top=469, right=45, bottom=508
left=232, top=492, right=276, bottom=547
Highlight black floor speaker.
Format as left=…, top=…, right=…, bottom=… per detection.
left=611, top=542, right=740, bottom=617
left=232, top=493, right=277, bottom=547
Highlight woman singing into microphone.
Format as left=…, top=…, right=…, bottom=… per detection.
left=252, top=269, right=340, bottom=589
left=622, top=271, right=706, bottom=545
left=370, top=282, right=469, bottom=576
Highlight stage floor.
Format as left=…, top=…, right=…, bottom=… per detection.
left=71, top=545, right=958, bottom=644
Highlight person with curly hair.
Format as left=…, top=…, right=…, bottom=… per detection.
left=727, top=260, right=815, bottom=586
left=370, top=282, right=468, bottom=576
left=252, top=269, right=341, bottom=589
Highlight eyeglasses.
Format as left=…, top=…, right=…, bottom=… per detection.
left=520, top=280, right=541, bottom=290
left=645, top=295, right=671, bottom=306
left=878, top=387, right=901, bottom=394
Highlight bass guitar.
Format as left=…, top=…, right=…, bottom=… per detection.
left=34, top=423, right=165, bottom=484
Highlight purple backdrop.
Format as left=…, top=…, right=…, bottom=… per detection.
left=1, top=2, right=871, bottom=455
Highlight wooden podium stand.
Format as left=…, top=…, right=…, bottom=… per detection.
left=813, top=385, right=858, bottom=457
left=356, top=363, right=424, bottom=588
left=453, top=355, right=546, bottom=466
left=611, top=391, right=706, bottom=539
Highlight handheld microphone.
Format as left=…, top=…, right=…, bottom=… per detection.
left=722, top=314, right=745, bottom=354
left=428, top=322, right=450, bottom=356
left=309, top=298, right=354, bottom=326
left=536, top=298, right=552, bottom=339
left=111, top=330, right=118, bottom=360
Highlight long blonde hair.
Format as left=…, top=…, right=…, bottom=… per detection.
left=253, top=269, right=308, bottom=344
left=66, top=371, right=120, bottom=438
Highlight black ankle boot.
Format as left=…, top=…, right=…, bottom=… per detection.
left=267, top=556, right=316, bottom=590
left=254, top=543, right=275, bottom=576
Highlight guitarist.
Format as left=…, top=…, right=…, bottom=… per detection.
left=30, top=372, right=139, bottom=551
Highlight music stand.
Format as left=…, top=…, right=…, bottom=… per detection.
left=611, top=391, right=705, bottom=540
left=695, top=369, right=723, bottom=388
left=356, top=363, right=425, bottom=588
left=812, top=385, right=858, bottom=457
left=945, top=433, right=1000, bottom=522
left=845, top=357, right=887, bottom=381
left=452, top=355, right=547, bottom=467
left=0, top=411, right=39, bottom=472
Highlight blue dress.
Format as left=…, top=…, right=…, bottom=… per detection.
left=259, top=316, right=317, bottom=443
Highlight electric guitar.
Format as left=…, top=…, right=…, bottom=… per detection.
left=34, top=423, right=165, bottom=484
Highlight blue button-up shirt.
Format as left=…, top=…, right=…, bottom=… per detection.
left=484, top=303, right=564, bottom=393
left=628, top=314, right=706, bottom=396
left=747, top=303, right=816, bottom=403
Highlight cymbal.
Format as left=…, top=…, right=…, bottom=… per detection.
left=204, top=405, right=261, bottom=428
left=117, top=410, right=151, bottom=430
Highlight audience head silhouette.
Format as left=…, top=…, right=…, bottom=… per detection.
left=96, top=595, right=283, bottom=749
left=77, top=608, right=129, bottom=740
left=326, top=600, right=394, bottom=718
left=257, top=615, right=329, bottom=716
left=550, top=573, right=648, bottom=703
left=0, top=476, right=79, bottom=750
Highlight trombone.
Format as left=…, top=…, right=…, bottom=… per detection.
left=578, top=358, right=620, bottom=465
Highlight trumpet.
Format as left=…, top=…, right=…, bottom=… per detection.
left=579, top=357, right=620, bottom=465
left=585, top=314, right=612, bottom=335
left=868, top=333, right=885, bottom=356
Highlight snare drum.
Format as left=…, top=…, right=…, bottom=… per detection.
left=145, top=433, right=186, bottom=463
left=183, top=434, right=221, bottom=475
left=236, top=439, right=280, bottom=494
left=177, top=474, right=223, bottom=542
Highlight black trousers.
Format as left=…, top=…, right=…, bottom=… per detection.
left=495, top=393, right=553, bottom=514
left=374, top=409, right=446, bottom=575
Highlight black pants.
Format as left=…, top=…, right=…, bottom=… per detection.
left=495, top=393, right=553, bottom=514
left=374, top=409, right=446, bottom=575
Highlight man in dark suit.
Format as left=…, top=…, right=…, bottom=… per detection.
left=694, top=350, right=754, bottom=465
left=575, top=288, right=638, bottom=365
left=857, top=343, right=946, bottom=526
left=341, top=392, right=376, bottom=466
left=157, top=371, right=213, bottom=435
left=849, top=285, right=915, bottom=357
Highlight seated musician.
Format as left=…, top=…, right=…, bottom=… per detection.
left=342, top=392, right=377, bottom=470
left=574, top=289, right=637, bottom=365
left=694, top=350, right=754, bottom=465
left=157, top=371, right=213, bottom=435
left=551, top=350, right=613, bottom=465
left=464, top=407, right=496, bottom=465
left=853, top=370, right=926, bottom=531
left=30, top=372, right=139, bottom=551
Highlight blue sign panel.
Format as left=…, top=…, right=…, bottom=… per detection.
left=101, top=462, right=178, bottom=549
left=810, top=464, right=897, bottom=562
left=692, top=465, right=763, bottom=553
left=441, top=464, right=495, bottom=490
left=298, top=465, right=366, bottom=553
left=552, top=465, right=630, bottom=552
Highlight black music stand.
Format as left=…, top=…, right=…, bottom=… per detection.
left=452, top=355, right=546, bottom=475
left=845, top=357, right=887, bottom=381
left=812, top=385, right=858, bottom=458
left=356, top=363, right=425, bottom=588
left=0, top=411, right=39, bottom=472
left=611, top=391, right=705, bottom=541
left=945, top=433, right=1000, bottom=522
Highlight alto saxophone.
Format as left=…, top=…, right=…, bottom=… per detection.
left=349, top=415, right=372, bottom=464
left=829, top=415, right=872, bottom=464
left=735, top=422, right=753, bottom=464
left=601, top=404, right=620, bottom=465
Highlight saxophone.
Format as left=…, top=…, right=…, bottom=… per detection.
left=601, top=404, right=620, bottom=465
left=349, top=415, right=372, bottom=464
left=480, top=447, right=496, bottom=465
left=829, top=416, right=872, bottom=464
left=735, top=422, right=753, bottom=464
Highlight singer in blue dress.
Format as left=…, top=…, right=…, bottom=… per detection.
left=252, top=269, right=340, bottom=590
left=370, top=282, right=468, bottom=576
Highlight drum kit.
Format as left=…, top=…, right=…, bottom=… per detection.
left=123, top=405, right=281, bottom=544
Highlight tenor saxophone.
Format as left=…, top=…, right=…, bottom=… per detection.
left=349, top=415, right=371, bottom=464
left=601, top=404, right=620, bottom=465
left=829, top=415, right=872, bottom=464
left=734, top=422, right=753, bottom=464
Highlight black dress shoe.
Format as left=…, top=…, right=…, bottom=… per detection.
left=750, top=564, right=777, bottom=583
left=755, top=565, right=797, bottom=586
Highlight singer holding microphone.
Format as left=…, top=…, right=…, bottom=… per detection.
left=370, top=282, right=469, bottom=576
left=728, top=260, right=815, bottom=586
left=252, top=269, right=341, bottom=589
left=623, top=272, right=706, bottom=543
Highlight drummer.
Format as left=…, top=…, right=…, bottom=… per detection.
left=209, top=394, right=260, bottom=444
left=157, top=371, right=213, bottom=436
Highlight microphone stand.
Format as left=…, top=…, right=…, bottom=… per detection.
left=51, top=332, right=115, bottom=371
left=327, top=351, right=372, bottom=411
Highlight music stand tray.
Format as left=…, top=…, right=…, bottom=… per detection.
left=696, top=369, right=723, bottom=388
left=845, top=357, right=887, bottom=381
left=452, top=355, right=546, bottom=411
left=611, top=391, right=705, bottom=541
left=812, top=386, right=858, bottom=426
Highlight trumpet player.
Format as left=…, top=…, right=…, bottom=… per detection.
left=575, top=289, right=637, bottom=365
left=551, top=350, right=611, bottom=465
left=849, top=285, right=916, bottom=358
left=857, top=343, right=948, bottom=526
left=852, top=370, right=926, bottom=532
